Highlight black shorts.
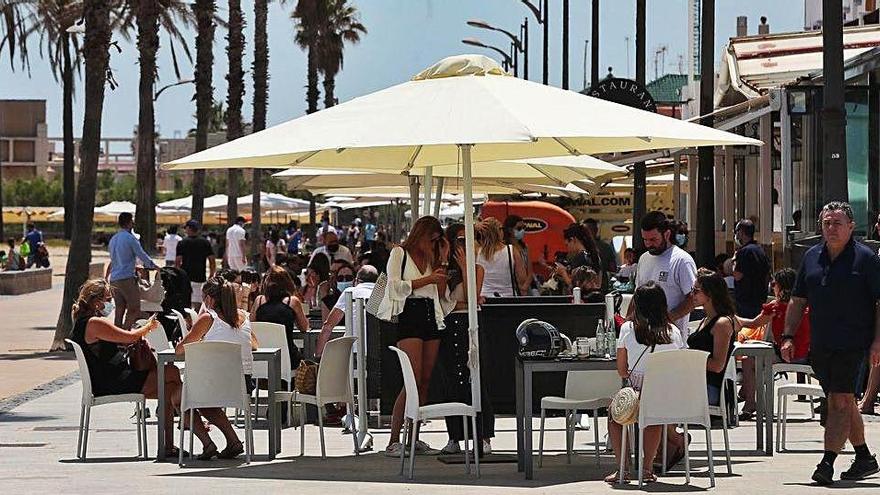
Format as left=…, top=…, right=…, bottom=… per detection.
left=396, top=298, right=440, bottom=341
left=810, top=348, right=866, bottom=395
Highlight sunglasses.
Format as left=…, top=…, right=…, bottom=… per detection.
left=455, top=236, right=466, bottom=244
left=336, top=275, right=354, bottom=282
left=821, top=265, right=830, bottom=287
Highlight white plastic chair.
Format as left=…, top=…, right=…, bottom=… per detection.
left=65, top=339, right=147, bottom=461
left=538, top=370, right=620, bottom=466
left=178, top=341, right=254, bottom=466
left=169, top=308, right=190, bottom=339
left=275, top=336, right=358, bottom=459
left=184, top=307, right=199, bottom=322
left=632, top=349, right=717, bottom=488
left=773, top=363, right=824, bottom=452
left=250, top=321, right=293, bottom=422
left=390, top=345, right=480, bottom=480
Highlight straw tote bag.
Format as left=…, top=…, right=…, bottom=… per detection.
left=609, top=344, right=654, bottom=426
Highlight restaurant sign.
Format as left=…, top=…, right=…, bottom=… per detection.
left=587, top=77, right=657, bottom=113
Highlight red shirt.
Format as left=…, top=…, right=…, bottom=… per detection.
left=764, top=300, right=811, bottom=361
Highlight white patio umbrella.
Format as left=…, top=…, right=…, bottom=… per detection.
left=163, top=54, right=761, bottom=414
left=157, top=194, right=229, bottom=211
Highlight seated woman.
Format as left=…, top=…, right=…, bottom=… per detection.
left=175, top=276, right=258, bottom=460
left=70, top=278, right=196, bottom=457
left=736, top=268, right=810, bottom=419
left=659, top=268, right=736, bottom=471
left=606, top=282, right=685, bottom=483
left=318, top=260, right=355, bottom=321
left=571, top=266, right=604, bottom=303
left=251, top=266, right=309, bottom=371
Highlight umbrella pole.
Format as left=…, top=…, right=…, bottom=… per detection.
left=408, top=176, right=420, bottom=219
left=423, top=167, right=433, bottom=217
left=460, top=144, right=481, bottom=412
left=433, top=177, right=445, bottom=218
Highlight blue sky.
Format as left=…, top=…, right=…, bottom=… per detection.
left=2, top=0, right=804, bottom=138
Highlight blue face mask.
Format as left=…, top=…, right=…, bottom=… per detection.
left=100, top=300, right=115, bottom=317
left=675, top=233, right=687, bottom=247
left=337, top=281, right=353, bottom=292
left=514, top=229, right=526, bottom=241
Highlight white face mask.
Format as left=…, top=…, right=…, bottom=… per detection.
left=100, top=300, right=115, bottom=317
left=337, top=281, right=353, bottom=292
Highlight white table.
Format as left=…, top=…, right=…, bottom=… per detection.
left=733, top=342, right=777, bottom=456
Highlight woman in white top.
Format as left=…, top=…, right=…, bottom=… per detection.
left=176, top=276, right=258, bottom=461
left=476, top=217, right=525, bottom=298
left=606, top=282, right=684, bottom=484
left=378, top=216, right=450, bottom=457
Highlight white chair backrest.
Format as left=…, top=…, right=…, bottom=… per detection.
left=66, top=339, right=93, bottom=401
left=390, top=345, right=420, bottom=420
left=724, top=355, right=737, bottom=383
left=316, top=336, right=356, bottom=402
left=181, top=341, right=247, bottom=410
left=184, top=307, right=199, bottom=322
left=144, top=325, right=172, bottom=351
left=772, top=363, right=816, bottom=376
left=639, top=349, right=711, bottom=427
left=169, top=308, right=189, bottom=338
left=564, top=370, right=621, bottom=401
left=250, top=321, right=291, bottom=382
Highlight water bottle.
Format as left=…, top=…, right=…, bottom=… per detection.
left=596, top=319, right=606, bottom=358
left=607, top=319, right=617, bottom=358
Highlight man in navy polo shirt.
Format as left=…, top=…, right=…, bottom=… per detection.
left=732, top=219, right=771, bottom=318
left=782, top=201, right=880, bottom=484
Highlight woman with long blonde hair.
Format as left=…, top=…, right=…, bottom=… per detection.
left=476, top=217, right=525, bottom=297
left=69, top=278, right=196, bottom=457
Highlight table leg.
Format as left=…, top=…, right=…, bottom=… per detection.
left=764, top=355, right=774, bottom=456
left=157, top=361, right=167, bottom=461
left=268, top=353, right=279, bottom=460
left=524, top=363, right=534, bottom=480
left=515, top=359, right=524, bottom=471
left=755, top=355, right=764, bottom=452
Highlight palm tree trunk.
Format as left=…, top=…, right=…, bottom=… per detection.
left=251, top=0, right=268, bottom=270
left=52, top=0, right=111, bottom=350
left=192, top=0, right=215, bottom=224
left=306, top=43, right=319, bottom=114
left=323, top=72, right=335, bottom=109
left=62, top=32, right=76, bottom=240
left=135, top=0, right=159, bottom=254
left=225, top=0, right=245, bottom=222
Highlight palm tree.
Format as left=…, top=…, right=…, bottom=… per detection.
left=115, top=0, right=194, bottom=253
left=250, top=0, right=269, bottom=267
left=225, top=0, right=245, bottom=222
left=317, top=0, right=365, bottom=109
left=292, top=0, right=322, bottom=114
left=52, top=0, right=111, bottom=350
left=0, top=0, right=33, bottom=241
left=191, top=0, right=216, bottom=224
left=21, top=1, right=83, bottom=240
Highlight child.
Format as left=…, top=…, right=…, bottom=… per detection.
left=736, top=268, right=810, bottom=419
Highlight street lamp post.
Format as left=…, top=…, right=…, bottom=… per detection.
left=521, top=0, right=548, bottom=84
left=467, top=18, right=526, bottom=78
left=462, top=37, right=514, bottom=73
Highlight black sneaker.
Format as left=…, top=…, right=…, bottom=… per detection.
left=812, top=461, right=834, bottom=485
left=841, top=455, right=880, bottom=481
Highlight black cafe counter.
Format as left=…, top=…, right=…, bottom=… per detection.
left=366, top=297, right=607, bottom=415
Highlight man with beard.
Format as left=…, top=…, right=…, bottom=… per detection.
left=632, top=211, right=697, bottom=339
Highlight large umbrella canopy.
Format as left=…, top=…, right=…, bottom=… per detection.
left=236, top=192, right=311, bottom=211
left=163, top=55, right=759, bottom=172
left=161, top=54, right=761, bottom=419
left=157, top=194, right=229, bottom=211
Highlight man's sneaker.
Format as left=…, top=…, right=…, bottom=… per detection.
left=482, top=439, right=492, bottom=455
left=841, top=455, right=880, bottom=480
left=414, top=439, right=440, bottom=455
left=384, top=442, right=406, bottom=457
left=440, top=440, right=461, bottom=455
left=812, top=461, right=835, bottom=485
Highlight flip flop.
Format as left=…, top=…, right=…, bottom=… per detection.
left=218, top=442, right=244, bottom=459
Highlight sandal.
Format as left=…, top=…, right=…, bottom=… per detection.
left=197, top=443, right=218, bottom=461
left=642, top=471, right=658, bottom=483
left=218, top=441, right=244, bottom=459
left=604, top=470, right=630, bottom=483
left=164, top=446, right=190, bottom=458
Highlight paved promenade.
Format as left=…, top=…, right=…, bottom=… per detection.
left=2, top=372, right=879, bottom=493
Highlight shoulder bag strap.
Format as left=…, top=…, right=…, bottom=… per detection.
left=625, top=343, right=657, bottom=385
left=507, top=244, right=520, bottom=296
left=399, top=249, right=409, bottom=280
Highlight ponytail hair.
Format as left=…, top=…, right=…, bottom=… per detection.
left=72, top=279, right=109, bottom=322
left=202, top=276, right=241, bottom=328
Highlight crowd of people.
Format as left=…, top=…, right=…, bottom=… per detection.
left=1, top=223, right=50, bottom=271
left=67, top=200, right=880, bottom=485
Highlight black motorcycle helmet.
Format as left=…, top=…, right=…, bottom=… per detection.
left=516, top=318, right=563, bottom=359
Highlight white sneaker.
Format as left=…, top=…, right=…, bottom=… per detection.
left=482, top=439, right=492, bottom=455
left=384, top=442, right=406, bottom=457
left=414, top=439, right=440, bottom=455
left=440, top=440, right=461, bottom=455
